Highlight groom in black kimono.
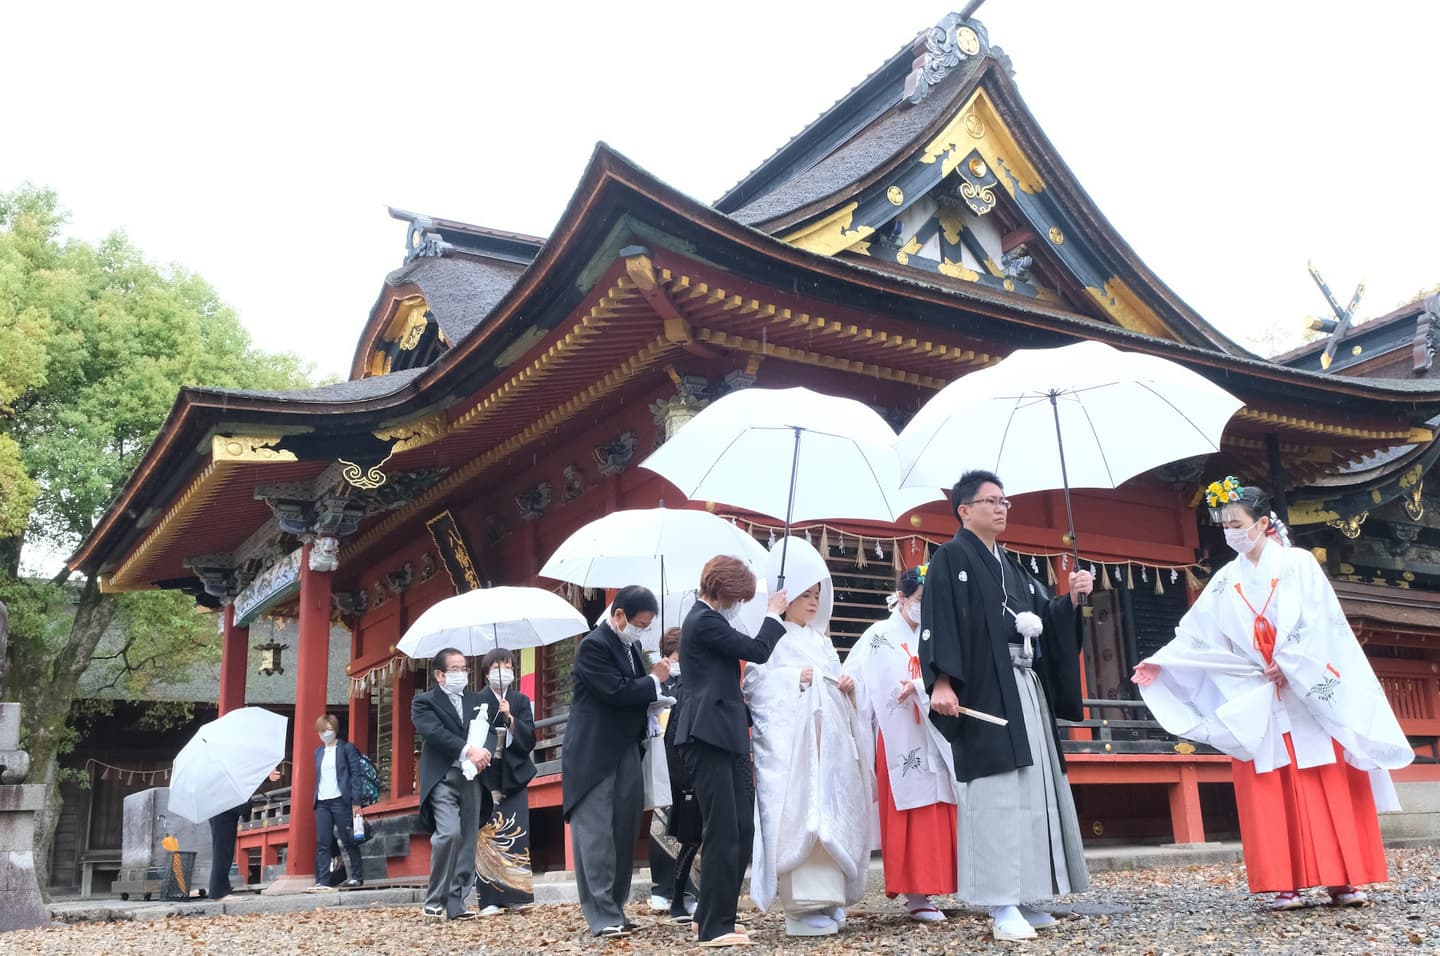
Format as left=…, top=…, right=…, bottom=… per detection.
left=919, top=469, right=1093, bottom=942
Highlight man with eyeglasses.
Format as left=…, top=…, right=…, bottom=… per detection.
left=413, top=647, right=494, bottom=920
left=918, top=469, right=1094, bottom=942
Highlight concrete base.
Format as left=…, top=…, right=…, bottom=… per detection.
left=0, top=702, right=48, bottom=932
left=261, top=875, right=321, bottom=896
left=1380, top=781, right=1440, bottom=843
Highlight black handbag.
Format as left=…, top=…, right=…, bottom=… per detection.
left=667, top=788, right=703, bottom=845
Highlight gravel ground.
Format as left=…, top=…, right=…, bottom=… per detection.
left=13, top=848, right=1440, bottom=954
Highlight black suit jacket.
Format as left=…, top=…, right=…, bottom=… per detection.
left=671, top=601, right=786, bottom=755
left=919, top=528, right=1083, bottom=782
left=412, top=685, right=496, bottom=832
left=560, top=622, right=658, bottom=819
left=477, top=685, right=537, bottom=798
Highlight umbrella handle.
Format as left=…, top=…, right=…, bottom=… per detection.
left=1049, top=392, right=1086, bottom=607
left=777, top=426, right=803, bottom=589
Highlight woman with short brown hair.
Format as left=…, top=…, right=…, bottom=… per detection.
left=670, top=555, right=788, bottom=947
left=309, top=713, right=365, bottom=891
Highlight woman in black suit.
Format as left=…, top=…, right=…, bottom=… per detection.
left=475, top=646, right=537, bottom=915
left=671, top=555, right=788, bottom=948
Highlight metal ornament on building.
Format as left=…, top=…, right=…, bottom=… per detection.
left=257, top=641, right=288, bottom=676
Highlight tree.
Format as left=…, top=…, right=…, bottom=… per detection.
left=0, top=185, right=313, bottom=891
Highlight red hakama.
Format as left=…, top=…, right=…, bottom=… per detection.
left=875, top=734, right=957, bottom=896
left=1231, top=734, right=1388, bottom=893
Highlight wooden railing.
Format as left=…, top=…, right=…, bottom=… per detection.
left=241, top=786, right=292, bottom=829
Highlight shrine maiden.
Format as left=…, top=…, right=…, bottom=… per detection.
left=1134, top=477, right=1413, bottom=909
left=841, top=563, right=957, bottom=922
left=743, top=536, right=874, bottom=937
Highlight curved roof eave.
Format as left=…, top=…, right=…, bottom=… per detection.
left=68, top=142, right=1440, bottom=574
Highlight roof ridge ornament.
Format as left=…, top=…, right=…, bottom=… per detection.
left=401, top=214, right=452, bottom=263
left=904, top=7, right=993, bottom=105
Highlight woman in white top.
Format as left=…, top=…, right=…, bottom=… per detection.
left=309, top=713, right=366, bottom=891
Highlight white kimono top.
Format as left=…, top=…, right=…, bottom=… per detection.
left=1139, top=542, right=1413, bottom=808
left=843, top=610, right=958, bottom=813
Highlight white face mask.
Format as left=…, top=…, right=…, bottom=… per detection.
left=488, top=668, right=513, bottom=691
left=668, top=660, right=681, bottom=678
left=1224, top=522, right=1261, bottom=555
left=442, top=671, right=468, bottom=692
left=319, top=730, right=336, bottom=744
left=718, top=602, right=742, bottom=622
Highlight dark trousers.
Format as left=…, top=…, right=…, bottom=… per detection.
left=670, top=842, right=700, bottom=920
left=680, top=741, right=754, bottom=942
left=207, top=803, right=248, bottom=900
left=314, top=796, right=363, bottom=881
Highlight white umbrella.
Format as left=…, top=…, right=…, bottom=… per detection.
left=639, top=386, right=940, bottom=584
left=540, top=506, right=770, bottom=641
left=168, top=707, right=288, bottom=824
left=896, top=340, right=1244, bottom=568
left=396, top=585, right=590, bottom=659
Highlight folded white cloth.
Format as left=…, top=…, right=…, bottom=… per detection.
left=461, top=704, right=490, bottom=780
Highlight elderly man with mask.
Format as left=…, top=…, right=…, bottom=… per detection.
left=413, top=647, right=494, bottom=920
left=562, top=584, right=671, bottom=939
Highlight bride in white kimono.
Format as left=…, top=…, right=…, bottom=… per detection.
left=743, top=536, right=875, bottom=937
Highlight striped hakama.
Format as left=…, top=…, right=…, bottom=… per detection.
left=954, top=644, right=1089, bottom=906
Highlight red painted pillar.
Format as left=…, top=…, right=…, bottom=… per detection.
left=218, top=604, right=249, bottom=716
left=392, top=668, right=417, bottom=798
left=346, top=626, right=371, bottom=755
left=1167, top=762, right=1207, bottom=844
left=286, top=544, right=331, bottom=879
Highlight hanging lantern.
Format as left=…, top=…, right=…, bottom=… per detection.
left=257, top=641, right=288, bottom=676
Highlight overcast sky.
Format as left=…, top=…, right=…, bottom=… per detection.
left=6, top=1, right=1438, bottom=380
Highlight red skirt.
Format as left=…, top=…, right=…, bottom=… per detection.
left=1231, top=735, right=1388, bottom=893
left=876, top=734, right=958, bottom=896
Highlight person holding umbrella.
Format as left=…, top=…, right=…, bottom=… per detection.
left=413, top=647, right=494, bottom=920
left=671, top=555, right=788, bottom=948
left=1132, top=478, right=1413, bottom=910
left=207, top=766, right=281, bottom=900
left=475, top=647, right=537, bottom=915
left=920, top=470, right=1094, bottom=942
left=562, top=585, right=669, bottom=939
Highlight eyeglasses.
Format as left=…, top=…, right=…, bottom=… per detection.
left=964, top=496, right=1012, bottom=510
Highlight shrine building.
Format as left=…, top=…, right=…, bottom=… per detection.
left=69, top=11, right=1440, bottom=886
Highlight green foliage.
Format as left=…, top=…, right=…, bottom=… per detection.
left=0, top=183, right=312, bottom=550
left=85, top=589, right=221, bottom=697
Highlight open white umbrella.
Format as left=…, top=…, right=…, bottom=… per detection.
left=640, top=386, right=940, bottom=584
left=896, top=340, right=1244, bottom=570
left=396, top=585, right=590, bottom=659
left=168, top=707, right=288, bottom=824
left=540, top=506, right=769, bottom=642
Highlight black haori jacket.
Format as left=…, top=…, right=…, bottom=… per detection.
left=919, top=528, right=1084, bottom=782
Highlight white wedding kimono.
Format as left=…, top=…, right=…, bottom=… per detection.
left=1139, top=542, right=1413, bottom=808
left=843, top=610, right=958, bottom=816
left=743, top=536, right=874, bottom=915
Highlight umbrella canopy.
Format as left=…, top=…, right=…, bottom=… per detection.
left=396, top=586, right=590, bottom=659
left=896, top=341, right=1244, bottom=497
left=640, top=386, right=939, bottom=527
left=168, top=707, right=288, bottom=824
left=895, top=340, right=1244, bottom=576
left=540, top=506, right=770, bottom=642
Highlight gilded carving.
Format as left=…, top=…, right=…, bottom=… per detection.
left=896, top=235, right=923, bottom=266
left=374, top=413, right=449, bottom=453
left=212, top=434, right=298, bottom=464
left=964, top=112, right=985, bottom=139
left=1326, top=511, right=1369, bottom=539
left=1405, top=481, right=1425, bottom=522
left=1048, top=226, right=1065, bottom=245
left=339, top=456, right=390, bottom=490
left=937, top=258, right=980, bottom=282
left=886, top=185, right=905, bottom=206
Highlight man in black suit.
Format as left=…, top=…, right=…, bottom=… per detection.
left=561, top=585, right=669, bottom=939
left=672, top=556, right=788, bottom=947
left=413, top=647, right=494, bottom=920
